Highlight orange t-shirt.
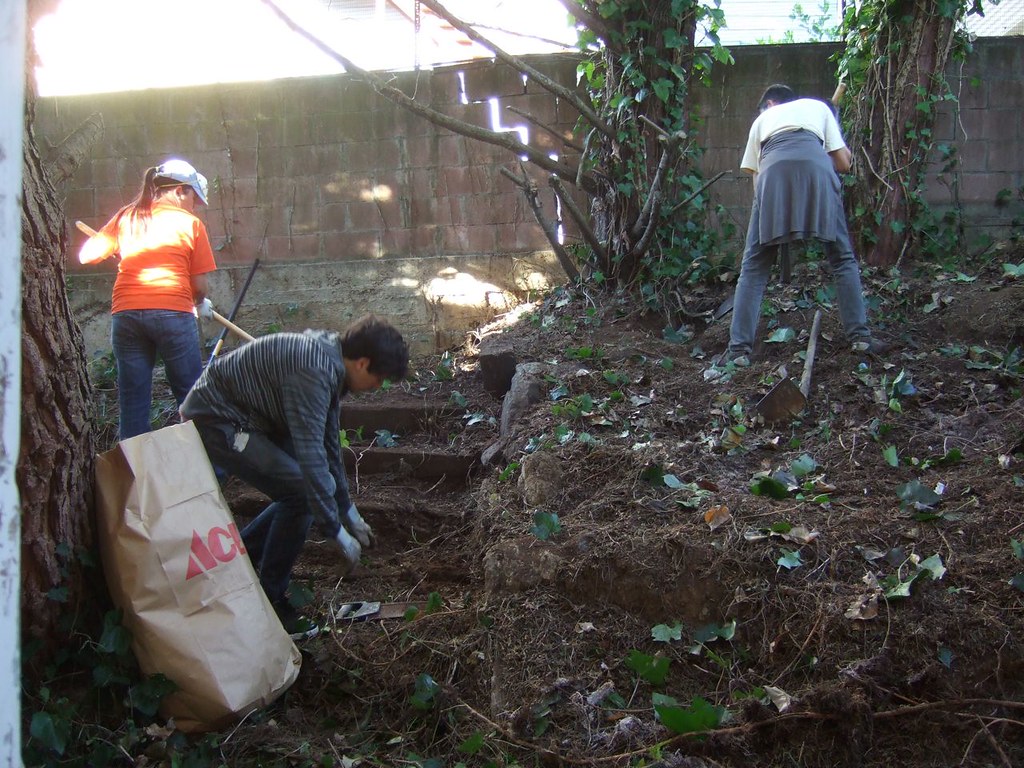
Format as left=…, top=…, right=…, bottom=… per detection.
left=92, top=202, right=217, bottom=314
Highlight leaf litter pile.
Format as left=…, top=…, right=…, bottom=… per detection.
left=214, top=254, right=1024, bottom=767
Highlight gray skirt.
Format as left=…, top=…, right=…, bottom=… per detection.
left=753, top=129, right=841, bottom=246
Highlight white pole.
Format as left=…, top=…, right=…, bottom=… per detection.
left=0, top=0, right=25, bottom=765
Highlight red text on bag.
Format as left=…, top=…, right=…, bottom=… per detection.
left=186, top=523, right=248, bottom=579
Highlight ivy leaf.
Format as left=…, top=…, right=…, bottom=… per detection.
left=626, top=650, right=670, bottom=685
left=530, top=511, right=561, bottom=541
left=790, top=454, right=817, bottom=477
left=917, top=554, right=946, bottom=580
left=882, top=445, right=899, bottom=467
left=1012, top=539, right=1024, bottom=560
left=777, top=549, right=803, bottom=570
left=651, top=623, right=683, bottom=643
left=751, top=476, right=790, bottom=499
left=766, top=327, right=796, bottom=343
left=652, top=693, right=727, bottom=734
left=458, top=732, right=486, bottom=755
left=30, top=712, right=69, bottom=756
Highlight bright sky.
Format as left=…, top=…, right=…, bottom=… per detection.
left=33, top=0, right=578, bottom=96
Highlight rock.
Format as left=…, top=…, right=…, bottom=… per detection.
left=483, top=538, right=563, bottom=594
left=478, top=335, right=518, bottom=397
left=500, top=361, right=552, bottom=437
left=517, top=450, right=563, bottom=506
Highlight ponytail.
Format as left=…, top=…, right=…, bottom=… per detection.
left=117, top=166, right=159, bottom=232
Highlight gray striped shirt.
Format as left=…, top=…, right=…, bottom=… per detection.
left=182, top=330, right=349, bottom=536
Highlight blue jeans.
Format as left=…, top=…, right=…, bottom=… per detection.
left=728, top=195, right=870, bottom=357
left=191, top=420, right=313, bottom=607
left=112, top=310, right=203, bottom=441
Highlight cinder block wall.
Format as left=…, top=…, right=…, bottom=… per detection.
left=37, top=41, right=1023, bottom=357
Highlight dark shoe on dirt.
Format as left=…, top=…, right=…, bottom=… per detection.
left=850, top=337, right=891, bottom=357
left=711, top=351, right=750, bottom=368
left=273, top=601, right=321, bottom=642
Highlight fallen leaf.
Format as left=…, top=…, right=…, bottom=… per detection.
left=845, top=594, right=879, bottom=620
left=575, top=621, right=597, bottom=634
left=764, top=686, right=792, bottom=712
left=704, top=505, right=732, bottom=531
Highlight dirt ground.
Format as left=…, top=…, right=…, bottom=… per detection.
left=176, top=248, right=1024, bottom=767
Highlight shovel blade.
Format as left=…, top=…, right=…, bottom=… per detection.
left=755, top=377, right=806, bottom=422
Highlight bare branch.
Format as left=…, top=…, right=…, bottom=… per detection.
left=48, top=113, right=104, bottom=185
left=505, top=105, right=584, bottom=153
left=549, top=175, right=606, bottom=266
left=629, top=127, right=687, bottom=240
left=667, top=170, right=729, bottom=215
left=418, top=0, right=614, bottom=140
left=259, top=0, right=599, bottom=195
left=500, top=167, right=580, bottom=283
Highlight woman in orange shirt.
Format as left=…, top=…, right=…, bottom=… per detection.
left=79, top=159, right=217, bottom=440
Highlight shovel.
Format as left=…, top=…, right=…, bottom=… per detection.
left=755, top=309, right=822, bottom=422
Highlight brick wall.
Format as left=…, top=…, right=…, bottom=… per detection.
left=38, top=41, right=1023, bottom=356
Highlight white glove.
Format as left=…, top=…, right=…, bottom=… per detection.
left=197, top=297, right=214, bottom=320
left=342, top=502, right=375, bottom=548
left=331, top=526, right=362, bottom=574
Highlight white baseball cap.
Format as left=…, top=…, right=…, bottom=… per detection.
left=154, top=159, right=209, bottom=205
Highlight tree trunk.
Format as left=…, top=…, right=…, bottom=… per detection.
left=845, top=0, right=960, bottom=267
left=18, top=62, right=99, bottom=676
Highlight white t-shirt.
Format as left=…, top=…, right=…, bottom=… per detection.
left=740, top=98, right=848, bottom=173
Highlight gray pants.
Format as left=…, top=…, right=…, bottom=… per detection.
left=728, top=138, right=870, bottom=356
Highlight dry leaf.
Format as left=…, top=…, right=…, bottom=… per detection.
left=844, top=594, right=879, bottom=621
left=764, top=685, right=792, bottom=712
left=575, top=621, right=597, bottom=634
left=704, top=504, right=732, bottom=531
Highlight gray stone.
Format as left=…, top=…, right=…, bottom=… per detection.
left=499, top=361, right=552, bottom=437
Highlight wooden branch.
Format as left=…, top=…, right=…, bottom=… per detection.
left=667, top=170, right=729, bottom=215
left=549, top=175, right=606, bottom=265
left=259, top=0, right=599, bottom=195
left=48, top=113, right=104, bottom=185
left=505, top=105, right=584, bottom=153
left=417, top=0, right=614, bottom=140
left=629, top=124, right=687, bottom=240
left=500, top=166, right=580, bottom=283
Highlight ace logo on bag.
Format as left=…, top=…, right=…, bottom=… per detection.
left=95, top=422, right=301, bottom=732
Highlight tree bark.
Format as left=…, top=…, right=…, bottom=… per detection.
left=19, top=4, right=99, bottom=676
left=846, top=0, right=959, bottom=266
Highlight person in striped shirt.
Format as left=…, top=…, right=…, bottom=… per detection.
left=181, top=314, right=409, bottom=638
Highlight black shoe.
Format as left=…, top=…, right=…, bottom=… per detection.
left=850, top=337, right=891, bottom=357
left=273, top=600, right=321, bottom=641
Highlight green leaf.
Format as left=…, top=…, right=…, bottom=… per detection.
left=458, top=731, right=486, bottom=755
left=882, top=445, right=899, bottom=467
left=766, top=327, right=796, bottom=343
left=1011, top=539, right=1024, bottom=560
left=626, top=650, right=670, bottom=685
left=1010, top=574, right=1024, bottom=592
left=790, top=454, right=817, bottom=477
left=425, top=591, right=443, bottom=614
left=777, top=549, right=803, bottom=570
left=410, top=673, right=440, bottom=710
left=449, top=391, right=468, bottom=408
left=884, top=579, right=914, bottom=599
left=917, top=554, right=946, bottom=580
left=651, top=623, right=683, bottom=643
left=530, top=511, right=562, bottom=541
left=663, top=473, right=684, bottom=490
left=896, top=480, right=942, bottom=510
left=937, top=646, right=955, bottom=668
left=30, top=711, right=69, bottom=756
left=751, top=476, right=790, bottom=499
left=653, top=694, right=727, bottom=734
left=1003, top=262, right=1024, bottom=278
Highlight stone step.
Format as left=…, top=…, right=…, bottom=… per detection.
left=342, top=446, right=478, bottom=481
left=340, top=399, right=461, bottom=435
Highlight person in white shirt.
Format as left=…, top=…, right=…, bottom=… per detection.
left=720, top=83, right=886, bottom=366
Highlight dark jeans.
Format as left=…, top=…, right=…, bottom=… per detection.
left=191, top=419, right=313, bottom=606
left=112, top=310, right=203, bottom=441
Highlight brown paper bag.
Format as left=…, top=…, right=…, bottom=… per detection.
left=95, top=421, right=301, bottom=732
